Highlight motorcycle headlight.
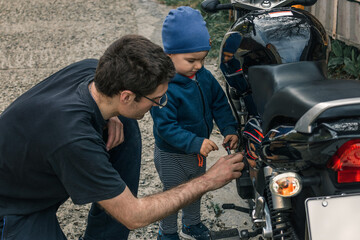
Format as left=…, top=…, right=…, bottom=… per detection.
left=270, top=172, right=302, bottom=197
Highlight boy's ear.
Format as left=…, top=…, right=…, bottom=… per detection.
left=119, top=90, right=136, bottom=104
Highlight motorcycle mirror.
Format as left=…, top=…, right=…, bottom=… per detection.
left=201, top=0, right=221, bottom=13
left=269, top=172, right=302, bottom=197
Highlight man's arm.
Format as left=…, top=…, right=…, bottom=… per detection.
left=98, top=153, right=244, bottom=230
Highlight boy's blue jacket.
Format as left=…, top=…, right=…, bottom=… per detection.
left=150, top=66, right=238, bottom=154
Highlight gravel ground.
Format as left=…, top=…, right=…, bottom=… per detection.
left=0, top=0, right=251, bottom=239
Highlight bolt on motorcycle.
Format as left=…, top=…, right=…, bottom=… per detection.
left=201, top=0, right=360, bottom=239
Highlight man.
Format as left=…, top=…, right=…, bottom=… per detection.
left=0, top=34, right=244, bottom=239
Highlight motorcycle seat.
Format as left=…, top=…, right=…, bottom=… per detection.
left=248, top=61, right=327, bottom=118
left=262, top=79, right=360, bottom=132
left=248, top=61, right=360, bottom=133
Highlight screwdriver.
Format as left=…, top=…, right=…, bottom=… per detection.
left=224, top=142, right=231, bottom=155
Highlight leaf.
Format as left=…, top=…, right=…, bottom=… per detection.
left=344, top=58, right=358, bottom=77
left=343, top=46, right=352, bottom=59
left=331, top=40, right=343, bottom=57
left=328, top=57, right=344, bottom=68
left=352, top=49, right=357, bottom=62
left=344, top=66, right=357, bottom=77
left=344, top=57, right=352, bottom=65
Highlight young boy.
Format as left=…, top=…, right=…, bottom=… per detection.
left=151, top=6, right=239, bottom=240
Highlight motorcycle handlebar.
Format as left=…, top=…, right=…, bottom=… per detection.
left=201, top=0, right=232, bottom=13
left=201, top=0, right=318, bottom=13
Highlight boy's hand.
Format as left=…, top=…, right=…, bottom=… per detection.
left=223, top=134, right=239, bottom=150
left=200, top=139, right=219, bottom=157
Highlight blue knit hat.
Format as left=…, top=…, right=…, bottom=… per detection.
left=162, top=6, right=211, bottom=54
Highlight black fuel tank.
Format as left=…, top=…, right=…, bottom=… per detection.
left=220, top=8, right=328, bottom=75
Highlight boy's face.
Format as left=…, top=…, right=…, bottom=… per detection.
left=168, top=51, right=208, bottom=77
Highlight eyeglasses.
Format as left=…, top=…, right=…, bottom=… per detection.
left=141, top=93, right=168, bottom=109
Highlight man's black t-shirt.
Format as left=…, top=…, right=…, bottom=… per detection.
left=0, top=59, right=126, bottom=216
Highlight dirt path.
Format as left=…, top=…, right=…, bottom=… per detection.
left=0, top=0, right=250, bottom=239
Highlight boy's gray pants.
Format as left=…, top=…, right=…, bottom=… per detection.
left=154, top=145, right=206, bottom=234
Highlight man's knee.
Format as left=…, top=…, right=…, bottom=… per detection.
left=1, top=212, right=66, bottom=239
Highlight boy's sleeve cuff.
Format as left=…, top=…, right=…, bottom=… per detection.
left=188, top=137, right=205, bottom=154
left=221, top=126, right=238, bottom=137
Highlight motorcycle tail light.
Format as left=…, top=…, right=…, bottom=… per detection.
left=328, top=139, right=360, bottom=183
left=269, top=172, right=302, bottom=197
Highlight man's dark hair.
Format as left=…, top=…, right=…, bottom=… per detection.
left=94, top=34, right=175, bottom=99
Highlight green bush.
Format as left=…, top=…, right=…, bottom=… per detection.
left=202, top=9, right=231, bottom=58
left=328, top=39, right=360, bottom=80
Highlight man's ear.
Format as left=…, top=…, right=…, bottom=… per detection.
left=119, top=90, right=136, bottom=104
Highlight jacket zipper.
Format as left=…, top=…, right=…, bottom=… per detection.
left=194, top=79, right=210, bottom=136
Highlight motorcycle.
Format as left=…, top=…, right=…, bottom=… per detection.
left=201, top=0, right=360, bottom=239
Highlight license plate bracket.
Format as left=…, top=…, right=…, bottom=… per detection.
left=305, top=193, right=360, bottom=240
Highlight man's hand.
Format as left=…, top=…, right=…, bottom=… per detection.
left=106, top=117, right=124, bottom=151
left=99, top=152, right=245, bottom=230
left=203, top=152, right=244, bottom=191
left=223, top=134, right=239, bottom=150
left=200, top=139, right=219, bottom=157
